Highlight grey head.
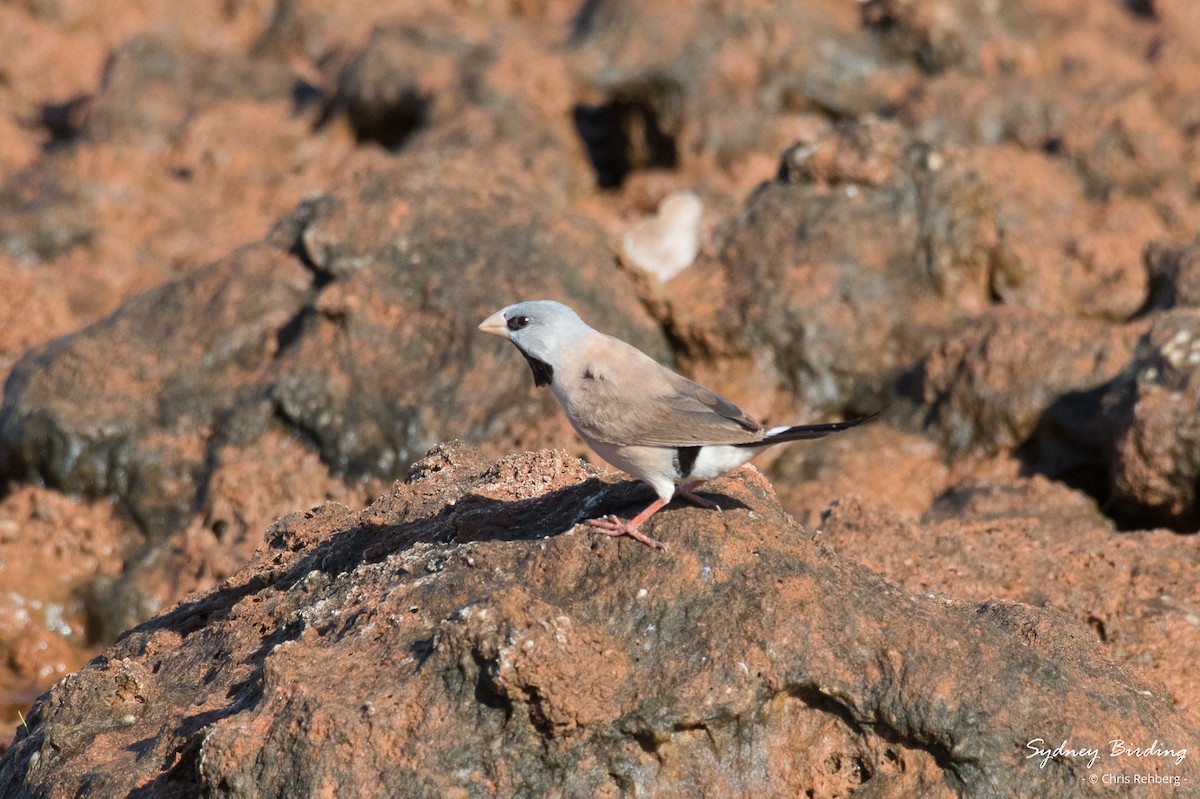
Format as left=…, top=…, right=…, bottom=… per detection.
left=478, top=300, right=595, bottom=387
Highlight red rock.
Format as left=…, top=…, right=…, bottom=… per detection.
left=2, top=446, right=1195, bottom=797
left=664, top=119, right=996, bottom=422
left=1103, top=309, right=1200, bottom=528
left=0, top=487, right=135, bottom=747
left=0, top=153, right=668, bottom=531
left=821, top=487, right=1200, bottom=729
left=1, top=0, right=1200, bottom=784
left=914, top=308, right=1139, bottom=465
left=1144, top=237, right=1200, bottom=312
left=0, top=243, right=313, bottom=535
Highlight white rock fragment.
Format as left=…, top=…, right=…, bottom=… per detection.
left=622, top=190, right=703, bottom=283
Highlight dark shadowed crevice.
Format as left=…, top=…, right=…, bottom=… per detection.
left=266, top=195, right=336, bottom=290
left=859, top=0, right=897, bottom=30
left=787, top=684, right=867, bottom=736
left=1122, top=0, right=1157, bottom=21
left=1015, top=380, right=1200, bottom=533
left=572, top=103, right=629, bottom=188
left=290, top=79, right=323, bottom=116
left=39, top=96, right=90, bottom=151
left=1014, top=385, right=1114, bottom=509
left=569, top=0, right=608, bottom=43
left=469, top=650, right=515, bottom=719
left=274, top=307, right=312, bottom=357
left=573, top=93, right=680, bottom=189
left=788, top=684, right=968, bottom=789
left=344, top=86, right=429, bottom=150
left=124, top=618, right=305, bottom=799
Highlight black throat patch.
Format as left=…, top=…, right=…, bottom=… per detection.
left=521, top=352, right=554, bottom=388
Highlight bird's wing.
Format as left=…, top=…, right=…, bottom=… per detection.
left=560, top=335, right=763, bottom=447
left=654, top=371, right=764, bottom=443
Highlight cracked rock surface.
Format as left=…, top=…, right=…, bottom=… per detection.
left=3, top=0, right=1200, bottom=787
left=1, top=445, right=1195, bottom=798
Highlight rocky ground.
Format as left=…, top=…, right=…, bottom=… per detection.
left=0, top=0, right=1198, bottom=796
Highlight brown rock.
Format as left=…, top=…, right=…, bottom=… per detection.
left=1144, top=237, right=1200, bottom=312
left=861, top=0, right=1029, bottom=73
left=922, top=474, right=1113, bottom=530
left=316, top=15, right=585, bottom=194
left=665, top=119, right=998, bottom=422
left=771, top=422, right=951, bottom=529
left=0, top=155, right=666, bottom=536
left=966, top=147, right=1162, bottom=321
left=3, top=0, right=1200, bottom=789
left=0, top=488, right=136, bottom=747
left=0, top=446, right=1195, bottom=797
left=913, top=308, right=1139, bottom=475
left=0, top=243, right=313, bottom=534
left=0, top=25, right=359, bottom=371
left=1103, top=309, right=1200, bottom=528
left=891, top=0, right=1191, bottom=206
left=81, top=37, right=299, bottom=144
left=267, top=155, right=669, bottom=477
left=889, top=1, right=1200, bottom=320
left=569, top=1, right=919, bottom=187
left=821, top=488, right=1200, bottom=729
left=83, top=428, right=376, bottom=645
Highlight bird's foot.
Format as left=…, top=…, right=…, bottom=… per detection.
left=586, top=516, right=668, bottom=550
left=678, top=489, right=720, bottom=511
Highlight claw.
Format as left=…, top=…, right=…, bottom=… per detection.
left=583, top=496, right=670, bottom=550
left=679, top=490, right=720, bottom=511
left=585, top=516, right=668, bottom=549
left=678, top=480, right=720, bottom=511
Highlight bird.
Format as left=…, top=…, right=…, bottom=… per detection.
left=479, top=300, right=875, bottom=550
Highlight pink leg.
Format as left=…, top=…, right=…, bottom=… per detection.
left=677, top=480, right=720, bottom=511
left=586, top=496, right=670, bottom=550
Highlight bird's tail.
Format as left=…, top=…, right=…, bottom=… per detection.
left=736, top=411, right=881, bottom=447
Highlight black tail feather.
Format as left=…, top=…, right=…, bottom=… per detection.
left=734, top=410, right=882, bottom=447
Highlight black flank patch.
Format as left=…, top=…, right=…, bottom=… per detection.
left=583, top=365, right=600, bottom=380
left=675, top=446, right=701, bottom=479
left=521, top=353, right=554, bottom=387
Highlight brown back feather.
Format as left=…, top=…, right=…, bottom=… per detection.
left=557, top=334, right=764, bottom=447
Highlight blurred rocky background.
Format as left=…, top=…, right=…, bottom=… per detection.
left=0, top=0, right=1197, bottom=795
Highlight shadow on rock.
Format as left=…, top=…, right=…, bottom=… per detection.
left=3, top=443, right=1196, bottom=799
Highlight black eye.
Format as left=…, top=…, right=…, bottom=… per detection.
left=506, top=315, right=531, bottom=331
